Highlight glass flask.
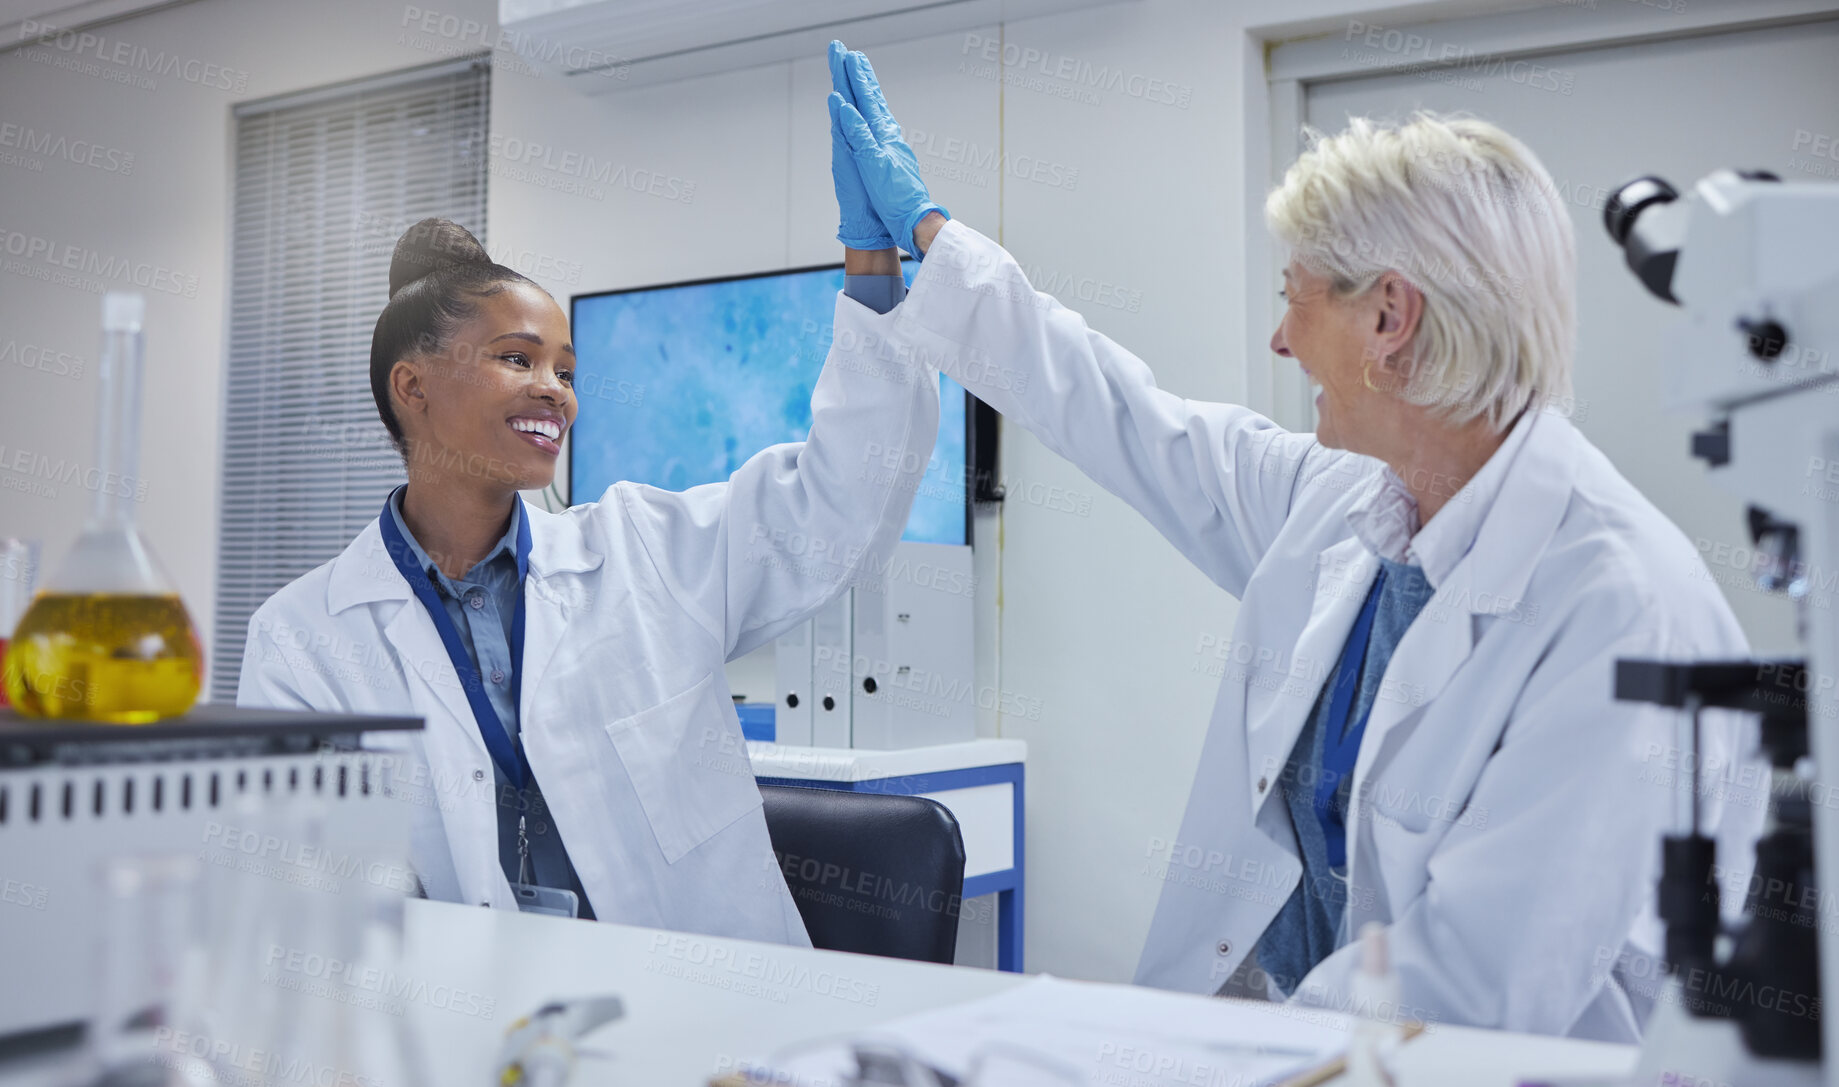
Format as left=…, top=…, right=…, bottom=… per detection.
left=0, top=537, right=38, bottom=709
left=3, top=292, right=203, bottom=722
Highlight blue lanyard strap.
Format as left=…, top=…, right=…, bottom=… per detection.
left=378, top=495, right=532, bottom=790
left=1314, top=563, right=1388, bottom=869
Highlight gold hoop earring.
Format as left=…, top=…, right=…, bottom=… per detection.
left=1363, top=361, right=1379, bottom=393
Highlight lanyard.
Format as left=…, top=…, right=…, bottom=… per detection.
left=378, top=493, right=532, bottom=791
left=1313, top=563, right=1389, bottom=869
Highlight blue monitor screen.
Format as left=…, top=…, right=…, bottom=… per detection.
left=569, top=262, right=968, bottom=546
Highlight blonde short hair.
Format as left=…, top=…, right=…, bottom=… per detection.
left=1265, top=112, right=1576, bottom=430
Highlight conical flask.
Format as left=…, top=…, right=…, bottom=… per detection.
left=3, top=292, right=203, bottom=722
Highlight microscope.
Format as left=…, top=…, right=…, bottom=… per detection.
left=1605, top=169, right=1839, bottom=1085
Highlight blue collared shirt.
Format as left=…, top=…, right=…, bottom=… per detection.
left=387, top=485, right=593, bottom=917
left=387, top=486, right=521, bottom=730
left=843, top=273, right=907, bottom=314
left=1253, top=557, right=1437, bottom=996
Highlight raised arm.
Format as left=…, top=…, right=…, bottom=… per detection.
left=905, top=219, right=1331, bottom=593
left=615, top=288, right=939, bottom=661
left=828, top=43, right=1335, bottom=595
left=615, top=64, right=939, bottom=661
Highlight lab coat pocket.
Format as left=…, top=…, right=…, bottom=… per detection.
left=603, top=673, right=763, bottom=865
left=1367, top=810, right=1437, bottom=910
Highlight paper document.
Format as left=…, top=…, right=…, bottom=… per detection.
left=754, top=974, right=1354, bottom=1086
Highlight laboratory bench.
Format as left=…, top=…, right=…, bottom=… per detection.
left=0, top=897, right=1642, bottom=1086
left=401, top=900, right=1638, bottom=1086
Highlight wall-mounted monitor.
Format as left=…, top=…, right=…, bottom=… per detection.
left=570, top=260, right=977, bottom=546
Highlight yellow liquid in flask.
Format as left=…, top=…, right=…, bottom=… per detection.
left=3, top=593, right=203, bottom=723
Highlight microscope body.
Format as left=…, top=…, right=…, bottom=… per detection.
left=1610, top=171, right=1839, bottom=1085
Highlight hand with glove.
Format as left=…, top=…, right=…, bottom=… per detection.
left=828, top=39, right=894, bottom=253
left=827, top=41, right=950, bottom=260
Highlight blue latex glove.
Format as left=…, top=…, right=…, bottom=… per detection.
left=828, top=41, right=894, bottom=250
left=827, top=43, right=949, bottom=260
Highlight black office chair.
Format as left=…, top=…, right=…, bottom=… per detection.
left=758, top=785, right=966, bottom=964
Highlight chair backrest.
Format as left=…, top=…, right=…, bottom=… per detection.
left=758, top=785, right=966, bottom=964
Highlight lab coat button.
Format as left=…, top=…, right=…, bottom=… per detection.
left=473, top=769, right=486, bottom=782
left=1257, top=776, right=1268, bottom=793
left=1217, top=941, right=1232, bottom=956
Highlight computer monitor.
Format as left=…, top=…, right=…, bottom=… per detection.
left=569, top=260, right=971, bottom=546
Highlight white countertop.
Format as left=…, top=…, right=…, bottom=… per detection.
left=396, top=899, right=1639, bottom=1087
left=746, top=737, right=1028, bottom=782
left=0, top=898, right=1638, bottom=1086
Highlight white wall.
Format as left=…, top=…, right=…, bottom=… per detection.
left=0, top=0, right=1622, bottom=986
left=0, top=0, right=497, bottom=677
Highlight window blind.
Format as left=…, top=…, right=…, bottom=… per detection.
left=213, top=58, right=489, bottom=702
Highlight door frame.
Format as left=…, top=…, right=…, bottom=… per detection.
left=1240, top=0, right=1839, bottom=430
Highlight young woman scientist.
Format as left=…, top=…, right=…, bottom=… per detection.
left=236, top=208, right=938, bottom=942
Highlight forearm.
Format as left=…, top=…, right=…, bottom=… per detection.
left=843, top=245, right=905, bottom=315
left=844, top=246, right=901, bottom=275
left=912, top=211, right=947, bottom=256
left=721, top=294, right=940, bottom=658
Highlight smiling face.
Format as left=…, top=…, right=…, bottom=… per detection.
left=1269, top=259, right=1421, bottom=454
left=390, top=280, right=577, bottom=493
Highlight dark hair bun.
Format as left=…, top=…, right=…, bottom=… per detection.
left=388, top=218, right=490, bottom=299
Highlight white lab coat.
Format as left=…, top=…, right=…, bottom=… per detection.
left=887, top=220, right=1764, bottom=1040
left=237, top=290, right=939, bottom=944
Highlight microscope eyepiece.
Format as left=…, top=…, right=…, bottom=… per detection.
left=1603, top=176, right=1676, bottom=248
left=1605, top=176, right=1682, bottom=303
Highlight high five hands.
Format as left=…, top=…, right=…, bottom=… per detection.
left=828, top=41, right=950, bottom=260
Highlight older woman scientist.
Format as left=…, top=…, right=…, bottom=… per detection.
left=237, top=200, right=937, bottom=940
left=824, top=41, right=1762, bottom=1039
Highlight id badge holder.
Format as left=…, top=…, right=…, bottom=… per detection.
left=510, top=814, right=578, bottom=917
left=511, top=882, right=579, bottom=918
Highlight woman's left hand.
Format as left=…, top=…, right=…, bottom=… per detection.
left=827, top=41, right=949, bottom=260
left=828, top=41, right=896, bottom=251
